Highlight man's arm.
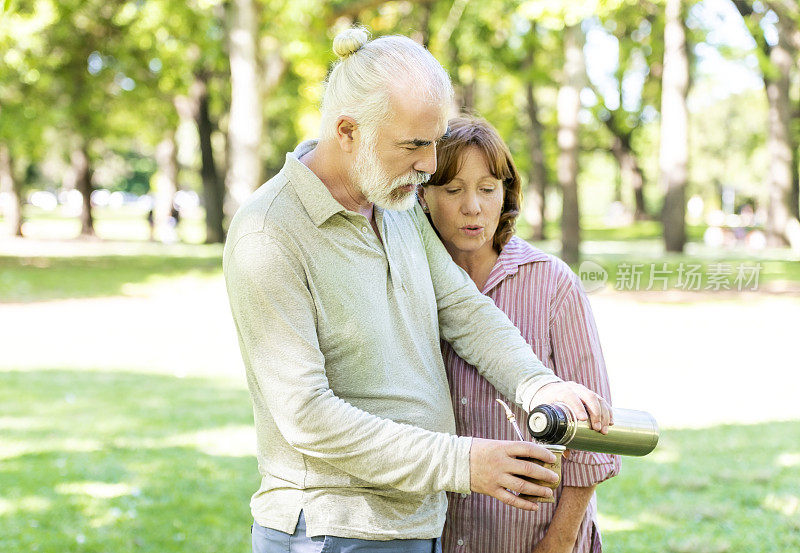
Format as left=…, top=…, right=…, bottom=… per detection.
left=412, top=205, right=610, bottom=430
left=411, top=204, right=559, bottom=407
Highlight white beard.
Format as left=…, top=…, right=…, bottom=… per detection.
left=351, top=138, right=430, bottom=211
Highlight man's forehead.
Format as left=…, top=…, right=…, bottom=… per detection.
left=384, top=87, right=449, bottom=139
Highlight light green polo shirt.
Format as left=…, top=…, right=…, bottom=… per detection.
left=222, top=140, right=561, bottom=540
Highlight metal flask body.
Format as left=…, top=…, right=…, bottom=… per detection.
left=527, top=402, right=659, bottom=456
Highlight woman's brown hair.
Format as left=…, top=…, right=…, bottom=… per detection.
left=425, top=115, right=522, bottom=251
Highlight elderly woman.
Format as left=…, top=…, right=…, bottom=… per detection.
left=418, top=115, right=621, bottom=553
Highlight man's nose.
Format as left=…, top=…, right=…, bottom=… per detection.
left=413, top=145, right=437, bottom=175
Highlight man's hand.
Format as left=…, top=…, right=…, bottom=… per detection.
left=469, top=438, right=560, bottom=511
left=532, top=381, right=613, bottom=434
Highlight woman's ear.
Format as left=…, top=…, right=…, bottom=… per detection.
left=417, top=187, right=429, bottom=213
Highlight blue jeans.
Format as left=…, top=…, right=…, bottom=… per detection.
left=252, top=511, right=442, bottom=553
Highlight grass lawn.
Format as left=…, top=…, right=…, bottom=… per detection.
left=600, top=423, right=800, bottom=552
left=0, top=369, right=257, bottom=553
left=1, top=366, right=797, bottom=552
left=0, top=252, right=222, bottom=302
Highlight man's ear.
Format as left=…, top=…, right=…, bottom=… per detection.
left=335, top=116, right=358, bottom=153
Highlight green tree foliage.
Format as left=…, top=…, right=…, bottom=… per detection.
left=1, top=0, right=796, bottom=251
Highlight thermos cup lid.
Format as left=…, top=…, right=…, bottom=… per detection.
left=528, top=403, right=570, bottom=443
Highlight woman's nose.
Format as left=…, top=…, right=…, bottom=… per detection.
left=461, top=192, right=481, bottom=215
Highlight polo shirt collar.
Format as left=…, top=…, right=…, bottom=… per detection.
left=482, top=236, right=550, bottom=294
left=285, top=140, right=346, bottom=227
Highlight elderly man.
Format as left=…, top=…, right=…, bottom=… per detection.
left=223, top=27, right=611, bottom=553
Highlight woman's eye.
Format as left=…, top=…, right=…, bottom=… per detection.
left=481, top=187, right=496, bottom=193
left=445, top=189, right=460, bottom=195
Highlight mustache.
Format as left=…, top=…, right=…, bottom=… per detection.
left=397, top=171, right=431, bottom=187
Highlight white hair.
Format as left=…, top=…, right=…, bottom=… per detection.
left=319, top=27, right=453, bottom=142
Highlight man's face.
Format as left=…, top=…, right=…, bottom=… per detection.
left=350, top=91, right=449, bottom=211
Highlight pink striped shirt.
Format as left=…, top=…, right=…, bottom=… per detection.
left=442, top=236, right=621, bottom=553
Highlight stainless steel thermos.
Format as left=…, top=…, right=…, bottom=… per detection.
left=527, top=402, right=659, bottom=456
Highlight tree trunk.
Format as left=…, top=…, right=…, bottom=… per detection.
left=191, top=74, right=225, bottom=244
left=733, top=1, right=800, bottom=248
left=450, top=37, right=475, bottom=113
left=659, top=0, right=689, bottom=252
left=415, top=0, right=433, bottom=48
left=792, top=128, right=799, bottom=220
left=0, top=144, right=23, bottom=236
left=763, top=13, right=797, bottom=246
left=460, top=79, right=475, bottom=112
left=609, top=131, right=648, bottom=220
left=523, top=45, right=547, bottom=241
left=792, top=23, right=800, bottom=220
left=558, top=24, right=584, bottom=266
left=525, top=78, right=547, bottom=240
left=225, top=0, right=263, bottom=219
left=71, top=145, right=95, bottom=237
left=154, top=132, right=179, bottom=242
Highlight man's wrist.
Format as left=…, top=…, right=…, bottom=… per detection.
left=526, top=378, right=562, bottom=412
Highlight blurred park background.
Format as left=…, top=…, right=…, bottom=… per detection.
left=1, top=0, right=799, bottom=551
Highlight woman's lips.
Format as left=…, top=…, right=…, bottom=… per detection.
left=460, top=226, right=484, bottom=237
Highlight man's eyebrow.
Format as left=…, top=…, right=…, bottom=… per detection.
left=397, top=138, right=432, bottom=147
left=396, top=127, right=451, bottom=148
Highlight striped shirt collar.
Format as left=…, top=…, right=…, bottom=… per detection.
left=482, top=235, right=550, bottom=294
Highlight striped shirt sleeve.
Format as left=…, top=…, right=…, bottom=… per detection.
left=549, top=263, right=621, bottom=487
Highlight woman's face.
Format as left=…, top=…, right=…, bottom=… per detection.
left=420, top=146, right=505, bottom=258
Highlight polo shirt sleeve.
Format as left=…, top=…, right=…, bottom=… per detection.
left=223, top=230, right=473, bottom=494
left=411, top=204, right=562, bottom=411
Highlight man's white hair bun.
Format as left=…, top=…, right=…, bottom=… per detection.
left=333, top=27, right=370, bottom=59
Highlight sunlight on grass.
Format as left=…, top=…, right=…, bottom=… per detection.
left=667, top=537, right=732, bottom=553
left=55, top=482, right=137, bottom=499
left=0, top=416, right=45, bottom=430
left=0, top=438, right=104, bottom=461
left=119, top=270, right=222, bottom=298
left=763, top=494, right=799, bottom=517
left=0, top=496, right=52, bottom=516
left=648, top=447, right=679, bottom=464
left=596, top=513, right=639, bottom=532
left=776, top=452, right=800, bottom=467
left=112, top=425, right=256, bottom=458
